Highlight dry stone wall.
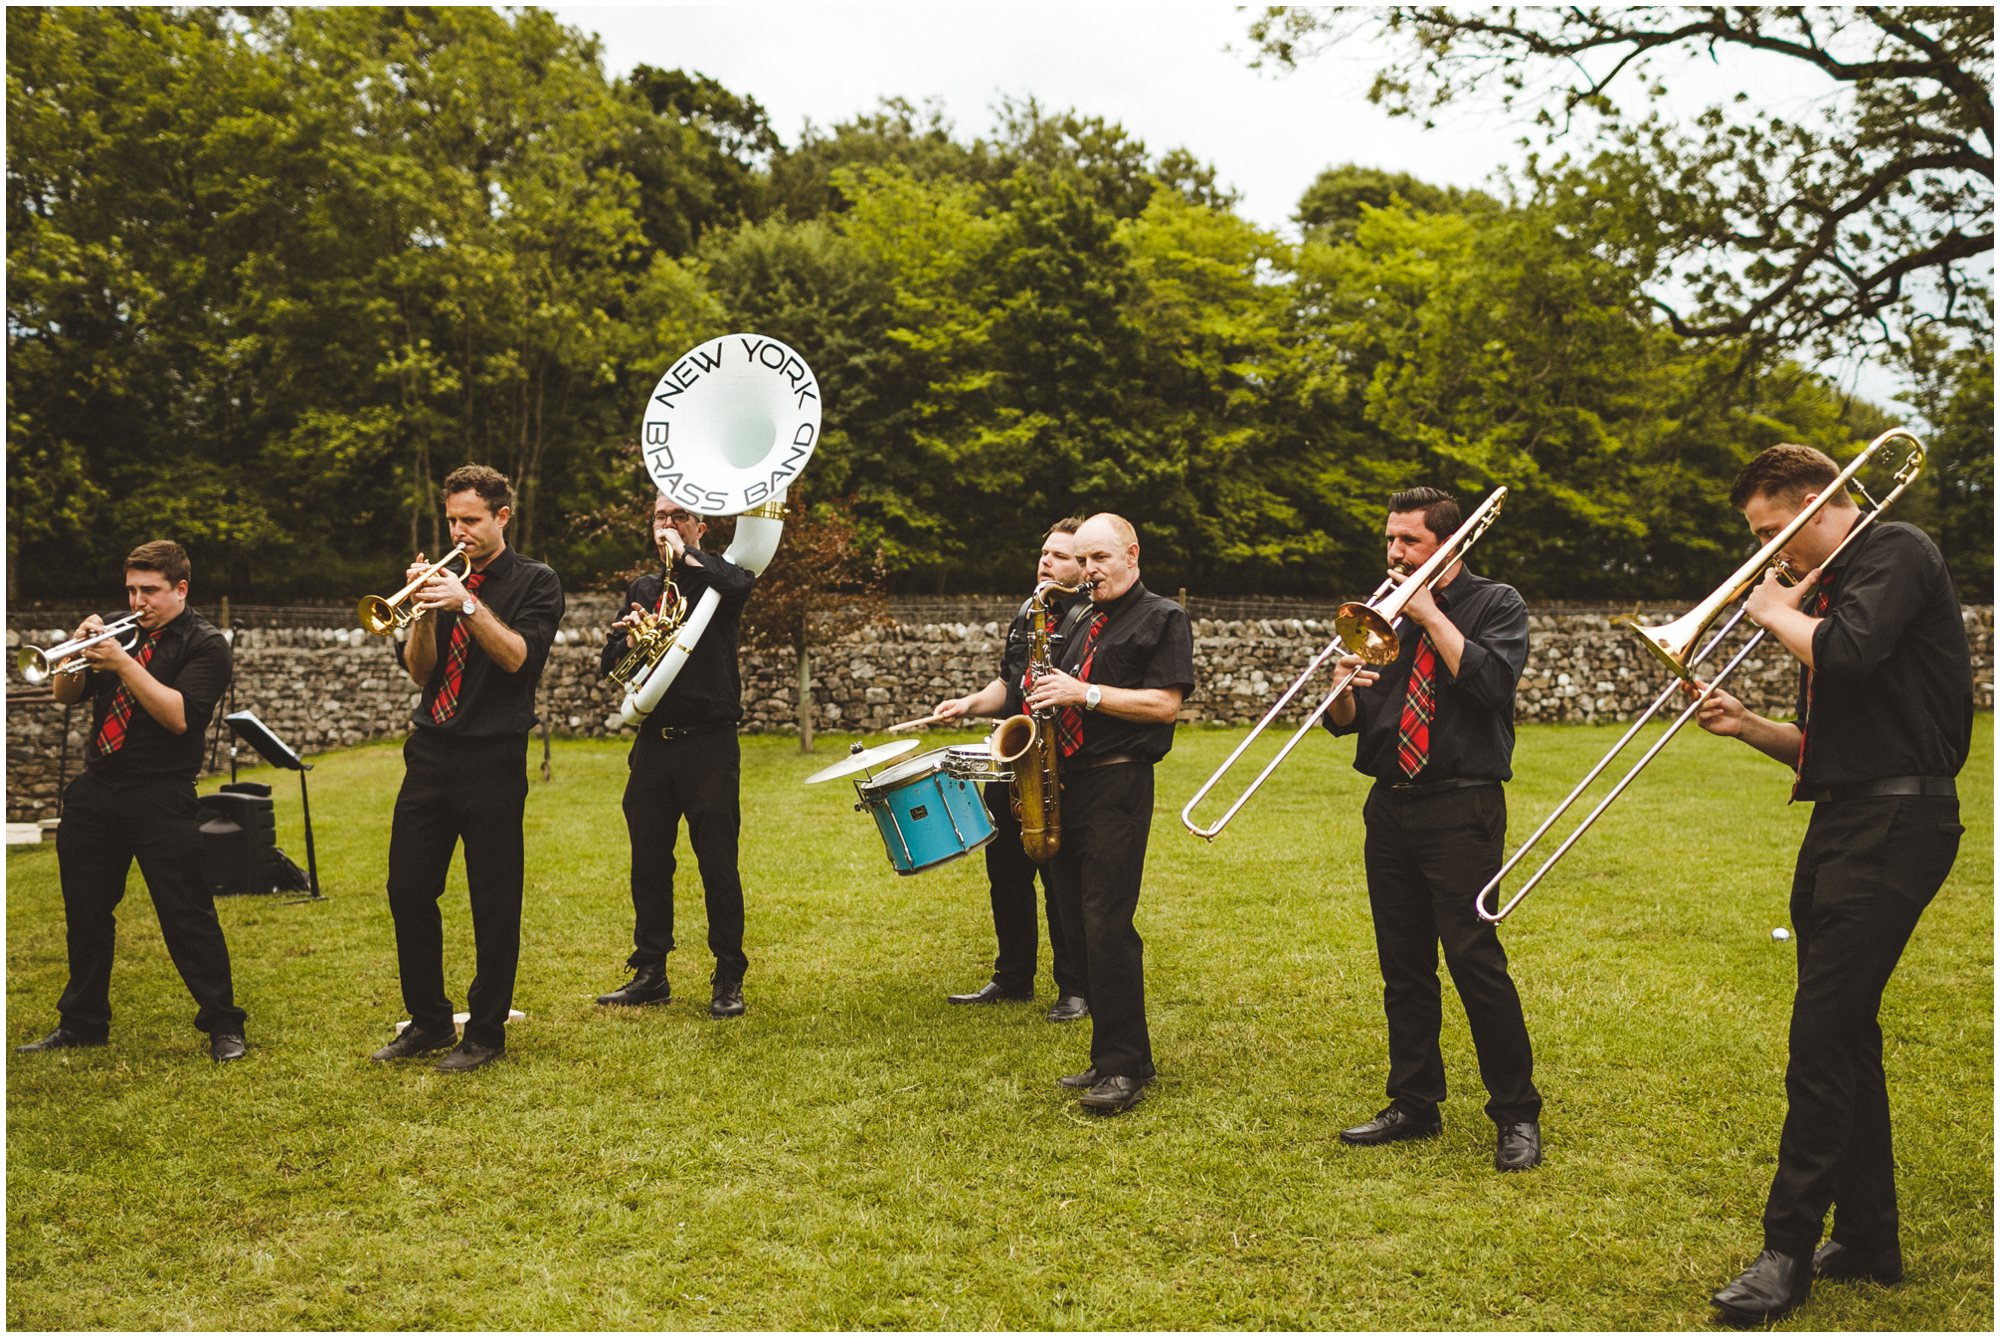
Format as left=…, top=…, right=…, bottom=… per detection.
left=8, top=598, right=1991, bottom=822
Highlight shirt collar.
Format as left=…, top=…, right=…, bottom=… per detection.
left=1091, top=579, right=1148, bottom=617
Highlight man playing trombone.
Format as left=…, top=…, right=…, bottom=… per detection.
left=930, top=518, right=1089, bottom=1019
left=19, top=541, right=247, bottom=1062
left=1321, top=487, right=1543, bottom=1172
left=372, top=465, right=564, bottom=1072
left=593, top=495, right=756, bottom=1020
left=1693, top=444, right=1972, bottom=1326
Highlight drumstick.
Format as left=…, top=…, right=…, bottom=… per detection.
left=886, top=712, right=947, bottom=733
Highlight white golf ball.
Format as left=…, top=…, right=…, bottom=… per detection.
left=1771, top=927, right=1792, bottom=942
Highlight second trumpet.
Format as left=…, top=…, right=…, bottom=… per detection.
left=357, top=544, right=473, bottom=635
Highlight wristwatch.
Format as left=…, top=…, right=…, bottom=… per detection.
left=461, top=596, right=478, bottom=617
left=1084, top=684, right=1103, bottom=712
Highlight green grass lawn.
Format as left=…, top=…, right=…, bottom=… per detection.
left=7, top=719, right=1992, bottom=1330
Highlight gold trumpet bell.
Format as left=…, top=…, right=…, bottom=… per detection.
left=356, top=595, right=398, bottom=637
left=1334, top=601, right=1401, bottom=665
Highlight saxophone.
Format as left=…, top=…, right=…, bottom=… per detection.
left=992, top=579, right=1090, bottom=864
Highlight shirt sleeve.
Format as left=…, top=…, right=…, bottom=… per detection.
left=1448, top=585, right=1528, bottom=713
left=1812, top=526, right=1933, bottom=684
left=684, top=549, right=755, bottom=607
left=510, top=565, right=564, bottom=679
left=1137, top=604, right=1195, bottom=695
left=173, top=632, right=233, bottom=736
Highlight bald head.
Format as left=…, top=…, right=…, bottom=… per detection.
left=1074, top=513, right=1141, bottom=601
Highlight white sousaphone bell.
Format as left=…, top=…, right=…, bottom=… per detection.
left=619, top=333, right=822, bottom=726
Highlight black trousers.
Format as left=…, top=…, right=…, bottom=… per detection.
left=981, top=780, right=1083, bottom=997
left=1046, top=762, right=1156, bottom=1080
left=1361, top=782, right=1541, bottom=1126
left=385, top=730, right=529, bottom=1049
left=53, top=771, right=246, bottom=1038
left=621, top=728, right=746, bottom=981
left=1761, top=794, right=1962, bottom=1260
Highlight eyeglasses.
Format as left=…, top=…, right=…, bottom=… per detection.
left=661, top=510, right=698, bottom=525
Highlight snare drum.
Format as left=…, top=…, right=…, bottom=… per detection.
left=854, top=747, right=996, bottom=874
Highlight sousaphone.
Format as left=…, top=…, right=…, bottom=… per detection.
left=620, top=333, right=822, bottom=725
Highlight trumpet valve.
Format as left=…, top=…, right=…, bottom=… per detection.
left=1333, top=601, right=1400, bottom=666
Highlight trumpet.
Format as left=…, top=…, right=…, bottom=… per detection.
left=1182, top=486, right=1508, bottom=840
left=357, top=544, right=473, bottom=636
left=1474, top=428, right=1925, bottom=922
left=16, top=612, right=144, bottom=684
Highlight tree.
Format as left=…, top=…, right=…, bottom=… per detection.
left=1249, top=7, right=1994, bottom=361
left=738, top=497, right=889, bottom=751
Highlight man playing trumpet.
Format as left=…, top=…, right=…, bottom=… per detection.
left=372, top=465, right=564, bottom=1072
left=931, top=518, right=1089, bottom=1020
left=595, top=495, right=756, bottom=1019
left=19, top=540, right=247, bottom=1062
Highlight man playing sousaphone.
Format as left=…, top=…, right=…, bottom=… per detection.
left=931, top=519, right=1090, bottom=1020
left=594, top=494, right=756, bottom=1019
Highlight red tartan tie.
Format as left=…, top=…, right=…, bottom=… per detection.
left=1791, top=579, right=1835, bottom=797
left=89, top=629, right=155, bottom=758
left=1395, top=634, right=1438, bottom=779
left=428, top=571, right=487, bottom=724
left=1053, top=611, right=1108, bottom=758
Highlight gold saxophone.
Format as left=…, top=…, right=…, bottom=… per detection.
left=607, top=578, right=690, bottom=694
left=990, top=579, right=1090, bottom=864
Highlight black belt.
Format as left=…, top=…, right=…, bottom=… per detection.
left=651, top=722, right=730, bottom=741
left=1067, top=752, right=1142, bottom=773
left=1379, top=777, right=1499, bottom=795
left=1795, top=775, right=1956, bottom=804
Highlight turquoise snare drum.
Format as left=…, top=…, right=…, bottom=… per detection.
left=853, top=747, right=1007, bottom=875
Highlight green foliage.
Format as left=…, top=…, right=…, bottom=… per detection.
left=7, top=6, right=1989, bottom=604
left=5, top=722, right=1993, bottom=1327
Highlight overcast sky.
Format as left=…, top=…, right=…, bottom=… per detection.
left=547, top=2, right=1907, bottom=408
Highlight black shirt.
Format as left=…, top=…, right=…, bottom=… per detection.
left=79, top=606, right=231, bottom=785
left=1797, top=519, right=1972, bottom=788
left=599, top=549, right=755, bottom=729
left=1042, top=580, right=1194, bottom=765
left=1324, top=566, right=1528, bottom=783
left=997, top=592, right=1086, bottom=692
left=411, top=546, right=564, bottom=737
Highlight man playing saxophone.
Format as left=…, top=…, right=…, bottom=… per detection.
left=1022, top=514, right=1193, bottom=1115
left=931, top=519, right=1089, bottom=1019
left=594, top=494, right=756, bottom=1019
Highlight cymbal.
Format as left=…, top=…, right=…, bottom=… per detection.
left=802, top=738, right=919, bottom=784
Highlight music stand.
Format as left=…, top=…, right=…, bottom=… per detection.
left=224, top=711, right=323, bottom=901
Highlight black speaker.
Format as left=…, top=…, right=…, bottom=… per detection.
left=197, top=782, right=278, bottom=896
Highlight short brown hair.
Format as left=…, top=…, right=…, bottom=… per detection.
left=1388, top=486, right=1461, bottom=541
left=125, top=540, right=190, bottom=587
left=443, top=464, right=513, bottom=515
left=1728, top=443, right=1843, bottom=512
left=1047, top=516, right=1084, bottom=537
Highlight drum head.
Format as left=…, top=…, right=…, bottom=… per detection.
left=861, top=747, right=951, bottom=792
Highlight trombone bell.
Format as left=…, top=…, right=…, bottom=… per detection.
left=1617, top=608, right=1708, bottom=683
left=1333, top=601, right=1401, bottom=665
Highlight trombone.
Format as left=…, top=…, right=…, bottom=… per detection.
left=16, top=612, right=144, bottom=684
left=1475, top=427, right=1926, bottom=923
left=357, top=544, right=473, bottom=635
left=1182, top=486, right=1508, bottom=840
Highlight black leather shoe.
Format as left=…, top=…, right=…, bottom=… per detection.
left=596, top=967, right=670, bottom=1007
left=709, top=974, right=746, bottom=1019
left=17, top=1027, right=106, bottom=1053
left=370, top=1023, right=457, bottom=1062
left=1711, top=1249, right=1812, bottom=1325
left=1339, top=1106, right=1442, bottom=1146
left=210, top=1032, right=247, bottom=1063
left=1057, top=1066, right=1100, bottom=1090
left=1494, top=1120, right=1542, bottom=1171
left=1813, top=1239, right=1903, bottom=1285
left=947, top=981, right=1033, bottom=1005
left=1077, top=1074, right=1150, bottom=1115
left=435, top=1040, right=504, bottom=1072
left=1046, top=995, right=1089, bottom=1022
